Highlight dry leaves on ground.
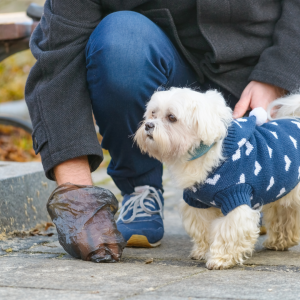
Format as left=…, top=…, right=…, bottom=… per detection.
left=29, top=222, right=55, bottom=237
left=0, top=125, right=40, bottom=162
left=0, top=222, right=55, bottom=241
left=145, top=258, right=154, bottom=264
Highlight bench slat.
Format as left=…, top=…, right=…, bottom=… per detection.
left=0, top=12, right=34, bottom=41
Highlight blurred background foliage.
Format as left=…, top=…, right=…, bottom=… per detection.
left=0, top=0, right=45, bottom=102
left=0, top=50, right=36, bottom=104
left=0, top=1, right=45, bottom=162
left=0, top=49, right=39, bottom=162
left=0, top=0, right=45, bottom=13
left=0, top=0, right=111, bottom=167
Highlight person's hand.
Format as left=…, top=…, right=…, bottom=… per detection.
left=47, top=184, right=126, bottom=263
left=233, top=81, right=287, bottom=119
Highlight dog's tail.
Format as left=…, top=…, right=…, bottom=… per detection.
left=268, top=91, right=300, bottom=120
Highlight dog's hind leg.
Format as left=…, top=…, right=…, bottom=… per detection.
left=263, top=183, right=300, bottom=250
left=206, top=204, right=260, bottom=270
left=180, top=200, right=222, bottom=260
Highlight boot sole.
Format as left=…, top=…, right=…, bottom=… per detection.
left=126, top=235, right=161, bottom=248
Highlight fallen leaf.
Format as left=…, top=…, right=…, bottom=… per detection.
left=145, top=258, right=154, bottom=264
left=5, top=248, right=13, bottom=253
left=42, top=233, right=54, bottom=237
left=0, top=125, right=41, bottom=163
left=45, top=222, right=54, bottom=231
left=30, top=228, right=40, bottom=236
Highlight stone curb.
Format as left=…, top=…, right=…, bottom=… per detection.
left=0, top=162, right=56, bottom=234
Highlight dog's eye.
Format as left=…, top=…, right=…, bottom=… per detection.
left=168, top=114, right=177, bottom=123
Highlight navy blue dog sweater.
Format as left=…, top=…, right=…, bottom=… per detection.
left=183, top=116, right=300, bottom=215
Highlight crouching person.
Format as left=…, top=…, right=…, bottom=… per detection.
left=25, top=0, right=297, bottom=262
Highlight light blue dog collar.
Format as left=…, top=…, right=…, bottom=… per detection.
left=188, top=142, right=215, bottom=161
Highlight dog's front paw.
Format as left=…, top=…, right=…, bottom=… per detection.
left=190, top=248, right=206, bottom=260
left=206, top=257, right=236, bottom=270
left=189, top=241, right=209, bottom=260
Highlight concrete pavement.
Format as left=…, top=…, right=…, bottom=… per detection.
left=1, top=168, right=300, bottom=300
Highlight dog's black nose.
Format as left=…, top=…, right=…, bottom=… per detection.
left=145, top=122, right=155, bottom=131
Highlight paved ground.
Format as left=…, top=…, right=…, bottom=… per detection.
left=1, top=169, right=300, bottom=300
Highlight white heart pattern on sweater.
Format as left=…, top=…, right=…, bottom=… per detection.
left=237, top=173, right=245, bottom=184
left=254, top=161, right=262, bottom=176
left=245, top=141, right=254, bottom=156
left=205, top=174, right=220, bottom=185
left=290, top=136, right=297, bottom=149
left=238, top=138, right=247, bottom=148
left=270, top=131, right=278, bottom=139
left=285, top=155, right=291, bottom=171
left=232, top=149, right=241, bottom=161
left=267, top=145, right=273, bottom=158
left=277, top=187, right=286, bottom=198
left=292, top=121, right=300, bottom=129
left=267, top=177, right=274, bottom=191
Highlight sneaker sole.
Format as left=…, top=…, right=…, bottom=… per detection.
left=126, top=235, right=161, bottom=248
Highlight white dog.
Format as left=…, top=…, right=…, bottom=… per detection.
left=134, top=87, right=300, bottom=270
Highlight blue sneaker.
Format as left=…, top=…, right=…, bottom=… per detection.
left=117, top=185, right=164, bottom=248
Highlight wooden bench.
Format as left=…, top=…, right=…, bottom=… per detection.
left=0, top=12, right=38, bottom=61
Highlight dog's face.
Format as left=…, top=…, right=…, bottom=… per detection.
left=135, top=88, right=232, bottom=163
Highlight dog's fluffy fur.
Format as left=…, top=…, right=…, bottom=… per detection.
left=134, top=87, right=300, bottom=270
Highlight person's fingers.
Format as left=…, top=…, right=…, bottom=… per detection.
left=233, top=94, right=251, bottom=119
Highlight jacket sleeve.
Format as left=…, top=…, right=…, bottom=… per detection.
left=25, top=0, right=103, bottom=180
left=249, top=0, right=300, bottom=92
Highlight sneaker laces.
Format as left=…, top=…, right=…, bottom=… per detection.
left=117, top=185, right=164, bottom=224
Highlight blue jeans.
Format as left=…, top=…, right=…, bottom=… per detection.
left=86, top=11, right=237, bottom=195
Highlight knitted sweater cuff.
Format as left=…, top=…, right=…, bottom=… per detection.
left=214, top=184, right=253, bottom=216
left=183, top=190, right=211, bottom=210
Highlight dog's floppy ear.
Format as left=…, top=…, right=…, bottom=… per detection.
left=190, top=90, right=232, bottom=145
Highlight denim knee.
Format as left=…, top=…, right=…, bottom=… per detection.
left=86, top=11, right=170, bottom=94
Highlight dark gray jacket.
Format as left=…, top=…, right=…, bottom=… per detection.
left=25, top=0, right=300, bottom=180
